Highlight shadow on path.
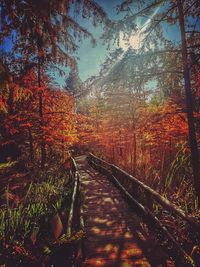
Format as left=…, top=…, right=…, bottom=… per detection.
left=76, top=155, right=174, bottom=267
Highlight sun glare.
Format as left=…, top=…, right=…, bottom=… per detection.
left=119, top=30, right=144, bottom=51
left=119, top=5, right=161, bottom=52
left=129, top=32, right=142, bottom=50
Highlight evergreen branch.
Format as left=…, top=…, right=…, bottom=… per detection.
left=118, top=0, right=164, bottom=16
left=140, top=4, right=177, bottom=50
left=183, top=0, right=199, bottom=15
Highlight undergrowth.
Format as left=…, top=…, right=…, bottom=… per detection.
left=0, top=159, right=73, bottom=265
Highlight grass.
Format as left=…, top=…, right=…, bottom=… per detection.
left=0, top=161, right=17, bottom=170
left=0, top=160, right=73, bottom=265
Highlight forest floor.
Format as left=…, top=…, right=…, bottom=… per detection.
left=0, top=157, right=75, bottom=266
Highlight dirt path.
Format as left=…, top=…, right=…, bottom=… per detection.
left=75, top=155, right=174, bottom=267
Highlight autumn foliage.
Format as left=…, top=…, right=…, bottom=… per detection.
left=77, top=86, right=199, bottom=206
left=0, top=67, right=77, bottom=163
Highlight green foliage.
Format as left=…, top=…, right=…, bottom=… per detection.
left=0, top=165, right=71, bottom=246
left=165, top=140, right=200, bottom=213
left=0, top=203, right=47, bottom=244
left=0, top=161, right=17, bottom=169
left=165, top=142, right=192, bottom=190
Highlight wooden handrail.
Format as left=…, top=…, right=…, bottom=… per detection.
left=67, top=171, right=79, bottom=236
left=67, top=157, right=82, bottom=237
left=88, top=153, right=200, bottom=231
left=65, top=157, right=86, bottom=264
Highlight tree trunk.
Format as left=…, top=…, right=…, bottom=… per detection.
left=38, top=56, right=46, bottom=168
left=177, top=0, right=200, bottom=202
left=112, top=145, right=115, bottom=162
left=133, top=132, right=137, bottom=174
left=28, top=127, right=34, bottom=160
left=159, top=145, right=166, bottom=193
left=7, top=86, right=14, bottom=114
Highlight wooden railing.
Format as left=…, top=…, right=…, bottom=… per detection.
left=88, top=153, right=200, bottom=267
left=67, top=157, right=85, bottom=264
left=67, top=158, right=81, bottom=235
left=44, top=157, right=85, bottom=267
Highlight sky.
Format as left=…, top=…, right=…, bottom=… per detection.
left=0, top=0, right=183, bottom=88
left=68, top=0, right=181, bottom=83
left=54, top=0, right=124, bottom=86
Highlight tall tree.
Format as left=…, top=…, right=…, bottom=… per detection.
left=1, top=0, right=108, bottom=166
left=176, top=0, right=200, bottom=202
left=105, top=0, right=200, bottom=202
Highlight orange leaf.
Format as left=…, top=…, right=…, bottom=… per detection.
left=51, top=213, right=63, bottom=239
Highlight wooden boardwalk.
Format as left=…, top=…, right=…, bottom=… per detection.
left=75, top=155, right=174, bottom=267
